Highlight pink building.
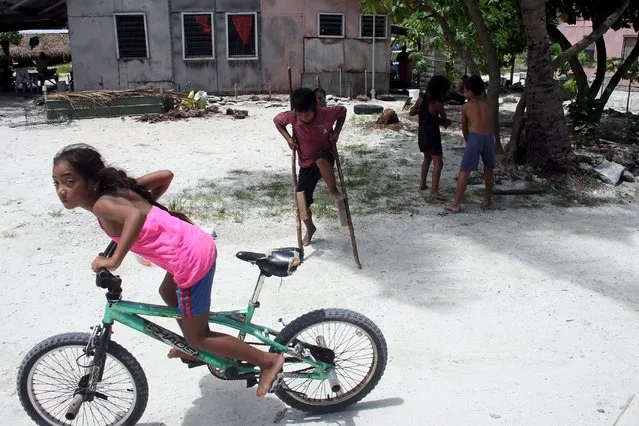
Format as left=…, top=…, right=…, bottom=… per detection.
left=558, top=20, right=637, bottom=59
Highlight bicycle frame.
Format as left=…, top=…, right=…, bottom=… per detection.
left=100, top=272, right=330, bottom=380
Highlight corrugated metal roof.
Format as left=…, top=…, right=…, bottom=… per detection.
left=0, top=0, right=67, bottom=31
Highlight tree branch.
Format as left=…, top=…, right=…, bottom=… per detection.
left=547, top=25, right=589, bottom=94
left=553, top=0, right=630, bottom=68
left=462, top=0, right=504, bottom=150
left=589, top=36, right=607, bottom=96
left=419, top=1, right=480, bottom=75
left=597, top=40, right=639, bottom=115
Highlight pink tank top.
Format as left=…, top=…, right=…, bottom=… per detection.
left=101, top=206, right=216, bottom=288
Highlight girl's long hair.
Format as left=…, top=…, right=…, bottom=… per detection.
left=53, top=144, right=192, bottom=224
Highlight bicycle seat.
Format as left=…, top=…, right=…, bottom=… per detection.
left=236, top=247, right=303, bottom=277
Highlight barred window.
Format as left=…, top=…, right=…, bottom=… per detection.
left=182, top=13, right=214, bottom=59
left=114, top=14, right=148, bottom=59
left=318, top=13, right=344, bottom=38
left=227, top=13, right=258, bottom=60
left=360, top=15, right=387, bottom=39
left=623, top=36, right=637, bottom=60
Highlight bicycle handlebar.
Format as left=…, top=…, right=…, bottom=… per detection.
left=96, top=241, right=122, bottom=295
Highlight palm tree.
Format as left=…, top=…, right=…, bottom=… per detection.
left=519, top=0, right=572, bottom=170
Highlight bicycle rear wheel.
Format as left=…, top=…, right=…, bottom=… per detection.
left=273, top=309, right=387, bottom=413
left=17, top=332, right=148, bottom=426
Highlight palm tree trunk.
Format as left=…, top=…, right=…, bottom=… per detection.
left=519, top=0, right=572, bottom=170
left=462, top=0, right=504, bottom=155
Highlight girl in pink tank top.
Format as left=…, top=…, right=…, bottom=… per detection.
left=52, top=144, right=284, bottom=398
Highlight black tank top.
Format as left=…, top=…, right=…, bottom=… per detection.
left=418, top=96, right=441, bottom=143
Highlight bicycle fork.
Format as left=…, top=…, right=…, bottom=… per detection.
left=65, top=324, right=112, bottom=421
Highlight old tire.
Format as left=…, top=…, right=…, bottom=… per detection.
left=273, top=308, right=387, bottom=413
left=353, top=104, right=384, bottom=115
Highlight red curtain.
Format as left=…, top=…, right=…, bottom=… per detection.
left=195, top=15, right=211, bottom=34
left=232, top=15, right=253, bottom=45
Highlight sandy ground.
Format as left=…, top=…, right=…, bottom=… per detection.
left=1, top=96, right=639, bottom=426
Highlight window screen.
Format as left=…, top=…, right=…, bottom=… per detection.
left=319, top=13, right=344, bottom=37
left=183, top=13, right=214, bottom=59
left=361, top=15, right=387, bottom=38
left=623, top=37, right=637, bottom=60
left=115, top=14, right=148, bottom=59
left=227, top=13, right=257, bottom=59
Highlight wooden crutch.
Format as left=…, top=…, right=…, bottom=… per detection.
left=288, top=67, right=305, bottom=250
left=332, top=141, right=362, bottom=269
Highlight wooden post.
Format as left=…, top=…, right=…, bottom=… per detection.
left=288, top=67, right=303, bottom=250
left=332, top=141, right=362, bottom=269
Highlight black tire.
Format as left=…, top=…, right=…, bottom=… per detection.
left=353, top=104, right=384, bottom=115
left=274, top=309, right=387, bottom=413
left=17, top=332, right=148, bottom=426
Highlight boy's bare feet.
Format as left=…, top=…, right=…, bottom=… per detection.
left=481, top=198, right=492, bottom=208
left=444, top=203, right=462, bottom=213
left=429, top=192, right=447, bottom=201
left=419, top=183, right=428, bottom=191
left=257, top=354, right=285, bottom=398
left=302, top=224, right=317, bottom=246
left=329, top=190, right=346, bottom=202
left=167, top=348, right=200, bottom=362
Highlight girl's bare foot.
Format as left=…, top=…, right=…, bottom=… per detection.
left=256, top=354, right=285, bottom=398
left=167, top=348, right=200, bottom=362
left=429, top=192, right=447, bottom=201
left=302, top=224, right=317, bottom=246
left=481, top=198, right=492, bottom=208
left=444, top=203, right=462, bottom=213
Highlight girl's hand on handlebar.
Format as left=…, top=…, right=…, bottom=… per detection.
left=91, top=255, right=121, bottom=273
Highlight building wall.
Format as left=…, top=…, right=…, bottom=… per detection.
left=68, top=0, right=391, bottom=94
left=67, top=0, right=174, bottom=91
left=262, top=0, right=391, bottom=95
left=558, top=20, right=637, bottom=59
left=170, top=0, right=262, bottom=94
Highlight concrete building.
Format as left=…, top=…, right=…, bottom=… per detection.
left=558, top=20, right=637, bottom=60
left=66, top=0, right=391, bottom=95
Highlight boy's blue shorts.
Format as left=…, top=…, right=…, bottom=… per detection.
left=460, top=133, right=496, bottom=171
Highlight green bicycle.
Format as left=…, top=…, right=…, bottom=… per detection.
left=17, top=242, right=388, bottom=425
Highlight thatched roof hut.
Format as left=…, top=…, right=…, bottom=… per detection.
left=3, top=33, right=71, bottom=65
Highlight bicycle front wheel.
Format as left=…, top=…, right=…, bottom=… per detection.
left=17, top=332, right=148, bottom=426
left=274, top=308, right=387, bottom=413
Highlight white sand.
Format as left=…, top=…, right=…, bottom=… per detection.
left=1, top=99, right=639, bottom=425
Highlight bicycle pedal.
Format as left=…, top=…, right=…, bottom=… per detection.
left=268, top=374, right=283, bottom=393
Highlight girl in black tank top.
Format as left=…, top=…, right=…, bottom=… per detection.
left=409, top=75, right=451, bottom=198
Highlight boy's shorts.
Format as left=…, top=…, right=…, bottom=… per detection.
left=176, top=262, right=216, bottom=318
left=297, top=150, right=334, bottom=206
left=460, top=133, right=496, bottom=171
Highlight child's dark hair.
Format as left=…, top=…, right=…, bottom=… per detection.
left=314, top=87, right=326, bottom=96
left=464, top=75, right=485, bottom=96
left=53, top=144, right=191, bottom=222
left=426, top=75, right=451, bottom=101
left=291, top=88, right=317, bottom=112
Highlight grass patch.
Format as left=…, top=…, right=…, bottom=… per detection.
left=166, top=139, right=426, bottom=222
left=233, top=190, right=254, bottom=201
left=48, top=209, right=63, bottom=218
left=2, top=231, right=17, bottom=239
left=55, top=63, right=72, bottom=75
